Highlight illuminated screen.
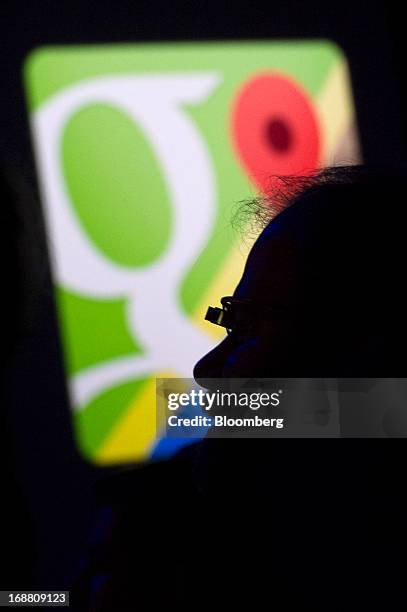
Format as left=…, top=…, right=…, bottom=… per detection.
left=24, top=41, right=360, bottom=464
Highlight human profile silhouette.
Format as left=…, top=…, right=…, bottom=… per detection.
left=195, top=165, right=407, bottom=381
left=84, top=165, right=407, bottom=611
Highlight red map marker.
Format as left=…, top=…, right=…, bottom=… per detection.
left=231, top=72, right=321, bottom=194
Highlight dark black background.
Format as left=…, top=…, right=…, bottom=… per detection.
left=1, top=0, right=406, bottom=590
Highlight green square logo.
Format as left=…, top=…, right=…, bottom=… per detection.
left=24, top=41, right=360, bottom=463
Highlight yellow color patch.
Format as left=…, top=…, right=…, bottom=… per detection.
left=96, top=371, right=179, bottom=463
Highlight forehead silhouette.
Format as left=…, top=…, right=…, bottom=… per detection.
left=237, top=169, right=407, bottom=326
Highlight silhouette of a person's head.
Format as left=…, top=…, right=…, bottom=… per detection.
left=194, top=166, right=407, bottom=382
